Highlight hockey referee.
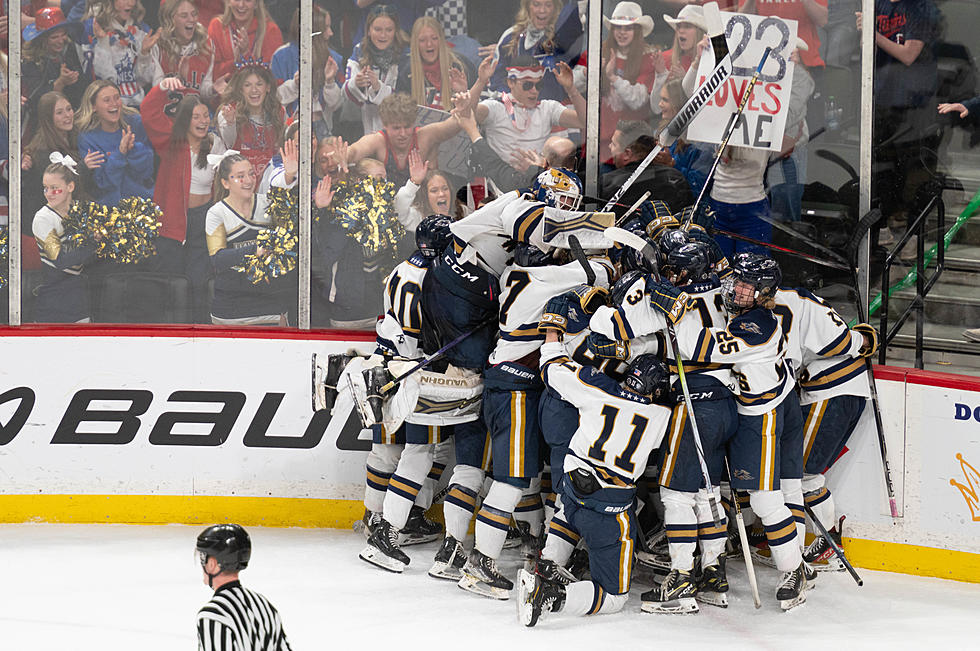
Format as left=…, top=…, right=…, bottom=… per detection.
left=196, top=524, right=292, bottom=650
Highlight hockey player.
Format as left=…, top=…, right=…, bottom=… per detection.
left=593, top=252, right=810, bottom=610
left=459, top=242, right=613, bottom=599
left=196, top=524, right=292, bottom=650
left=360, top=215, right=455, bottom=573
left=517, top=326, right=672, bottom=627
left=772, top=287, right=878, bottom=571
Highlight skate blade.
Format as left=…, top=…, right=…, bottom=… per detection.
left=516, top=570, right=536, bottom=626
left=399, top=532, right=442, bottom=547
left=428, top=562, right=464, bottom=581
left=751, top=548, right=777, bottom=568
left=779, top=593, right=807, bottom=611
left=640, top=597, right=699, bottom=614
left=695, top=591, right=729, bottom=608
left=810, top=557, right=845, bottom=573
left=457, top=574, right=511, bottom=600
left=635, top=550, right=671, bottom=575
left=359, top=546, right=406, bottom=573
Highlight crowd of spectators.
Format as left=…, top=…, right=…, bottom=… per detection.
left=0, top=0, right=958, bottom=328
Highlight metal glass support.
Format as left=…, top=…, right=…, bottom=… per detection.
left=8, top=10, right=22, bottom=325
left=857, top=0, right=874, bottom=322
left=584, top=0, right=602, bottom=203
left=298, top=0, right=313, bottom=329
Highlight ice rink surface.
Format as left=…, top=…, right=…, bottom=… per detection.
left=2, top=523, right=976, bottom=650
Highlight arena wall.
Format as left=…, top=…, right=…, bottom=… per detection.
left=1, top=327, right=978, bottom=583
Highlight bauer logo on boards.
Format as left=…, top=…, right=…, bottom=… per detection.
left=949, top=453, right=980, bottom=523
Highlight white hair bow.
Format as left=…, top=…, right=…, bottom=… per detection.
left=207, top=149, right=241, bottom=169
left=49, top=152, right=77, bottom=172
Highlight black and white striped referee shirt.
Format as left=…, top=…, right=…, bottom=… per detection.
left=197, top=581, right=292, bottom=651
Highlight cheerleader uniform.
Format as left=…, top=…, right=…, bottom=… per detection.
left=32, top=204, right=97, bottom=323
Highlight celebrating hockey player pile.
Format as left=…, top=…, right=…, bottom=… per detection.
left=315, top=164, right=880, bottom=623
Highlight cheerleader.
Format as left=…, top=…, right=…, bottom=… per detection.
left=79, top=0, right=156, bottom=107
left=205, top=151, right=292, bottom=325
left=31, top=154, right=97, bottom=323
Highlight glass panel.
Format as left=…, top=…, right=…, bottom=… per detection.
left=311, top=0, right=588, bottom=329
left=597, top=1, right=867, bottom=325
left=17, top=0, right=299, bottom=326
left=871, top=0, right=979, bottom=371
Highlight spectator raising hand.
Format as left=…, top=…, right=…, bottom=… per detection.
left=408, top=149, right=428, bottom=186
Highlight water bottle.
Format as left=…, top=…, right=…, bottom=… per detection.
left=826, top=96, right=840, bottom=131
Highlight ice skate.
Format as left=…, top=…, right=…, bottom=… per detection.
left=635, top=548, right=672, bottom=577
left=354, top=509, right=382, bottom=537
left=428, top=535, right=466, bottom=581
left=776, top=562, right=808, bottom=611
left=640, top=569, right=699, bottom=614
left=359, top=518, right=411, bottom=573
left=458, top=549, right=514, bottom=600
left=804, top=521, right=846, bottom=573
left=399, top=505, right=443, bottom=546
left=517, top=567, right=566, bottom=627
left=695, top=556, right=729, bottom=608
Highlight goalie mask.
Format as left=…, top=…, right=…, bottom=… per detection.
left=722, top=253, right=781, bottom=314
left=623, top=354, right=670, bottom=400
left=532, top=167, right=583, bottom=211
left=416, top=214, right=454, bottom=259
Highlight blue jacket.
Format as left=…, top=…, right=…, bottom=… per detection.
left=78, top=114, right=154, bottom=207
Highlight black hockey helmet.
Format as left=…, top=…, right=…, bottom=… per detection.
left=611, top=269, right=644, bottom=306
left=620, top=236, right=658, bottom=275
left=623, top=354, right=670, bottom=399
left=196, top=523, right=251, bottom=572
left=664, top=242, right=711, bottom=284
left=416, top=214, right=454, bottom=259
left=722, top=253, right=781, bottom=313
left=656, top=228, right=690, bottom=264
left=513, top=242, right=553, bottom=267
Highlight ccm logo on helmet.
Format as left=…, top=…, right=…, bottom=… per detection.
left=0, top=387, right=370, bottom=451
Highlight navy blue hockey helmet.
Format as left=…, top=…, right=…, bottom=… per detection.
left=656, top=228, right=690, bottom=267
left=611, top=269, right=644, bottom=306
left=620, top=236, right=658, bottom=275
left=532, top=167, right=583, bottom=211
left=664, top=242, right=711, bottom=283
left=513, top=242, right=553, bottom=267
left=197, top=523, right=251, bottom=572
left=623, top=354, right=670, bottom=399
left=722, top=253, right=781, bottom=313
left=416, top=214, right=453, bottom=259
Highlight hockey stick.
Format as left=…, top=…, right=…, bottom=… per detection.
left=379, top=317, right=496, bottom=395
left=602, top=5, right=732, bottom=213
left=803, top=504, right=864, bottom=586
left=845, top=209, right=900, bottom=519
left=751, top=213, right=850, bottom=267
left=614, top=191, right=651, bottom=227
left=605, top=226, right=722, bottom=527
left=568, top=235, right=595, bottom=286
left=725, top=464, right=763, bottom=609
left=685, top=47, right=773, bottom=224
left=709, top=227, right=852, bottom=272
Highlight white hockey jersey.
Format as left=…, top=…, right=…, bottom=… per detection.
left=589, top=273, right=736, bottom=390
left=376, top=253, right=429, bottom=359
left=540, top=340, right=671, bottom=487
left=774, top=287, right=870, bottom=404
left=489, top=256, right=614, bottom=365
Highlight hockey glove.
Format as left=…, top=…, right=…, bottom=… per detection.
left=691, top=203, right=717, bottom=230
left=645, top=214, right=681, bottom=241
left=568, top=284, right=610, bottom=315
left=539, top=294, right=572, bottom=336
left=646, top=277, right=691, bottom=325
left=638, top=199, right=673, bottom=228
left=586, top=332, right=631, bottom=361
left=853, top=323, right=879, bottom=358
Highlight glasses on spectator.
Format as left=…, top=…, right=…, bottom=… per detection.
left=521, top=81, right=541, bottom=91
left=229, top=171, right=257, bottom=183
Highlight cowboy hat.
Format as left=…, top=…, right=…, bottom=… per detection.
left=603, top=2, right=654, bottom=38
left=663, top=5, right=707, bottom=33
left=23, top=7, right=83, bottom=43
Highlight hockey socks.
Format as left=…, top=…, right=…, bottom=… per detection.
left=383, top=444, right=434, bottom=530
left=443, top=465, right=485, bottom=541
left=562, top=581, right=629, bottom=617
left=803, top=473, right=836, bottom=532
left=781, top=478, right=806, bottom=552
left=364, top=442, right=403, bottom=513
left=661, top=487, right=698, bottom=572
left=749, top=490, right=801, bottom=572
left=474, top=481, right=522, bottom=560
left=695, top=487, right=728, bottom=568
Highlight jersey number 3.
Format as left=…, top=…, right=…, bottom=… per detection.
left=587, top=405, right=649, bottom=474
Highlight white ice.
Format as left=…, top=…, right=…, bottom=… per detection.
left=2, top=523, right=976, bottom=650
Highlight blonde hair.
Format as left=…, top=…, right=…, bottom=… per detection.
left=505, top=0, right=561, bottom=58
left=159, top=0, right=211, bottom=63
left=378, top=92, right=418, bottom=127
left=408, top=17, right=461, bottom=111
left=670, top=24, right=705, bottom=72
left=218, top=0, right=271, bottom=61
left=76, top=80, right=139, bottom=132
left=354, top=158, right=386, bottom=179
left=90, top=0, right=147, bottom=29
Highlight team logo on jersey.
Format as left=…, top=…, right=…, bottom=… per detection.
left=949, top=453, right=980, bottom=522
left=739, top=321, right=763, bottom=336
left=732, top=468, right=755, bottom=481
